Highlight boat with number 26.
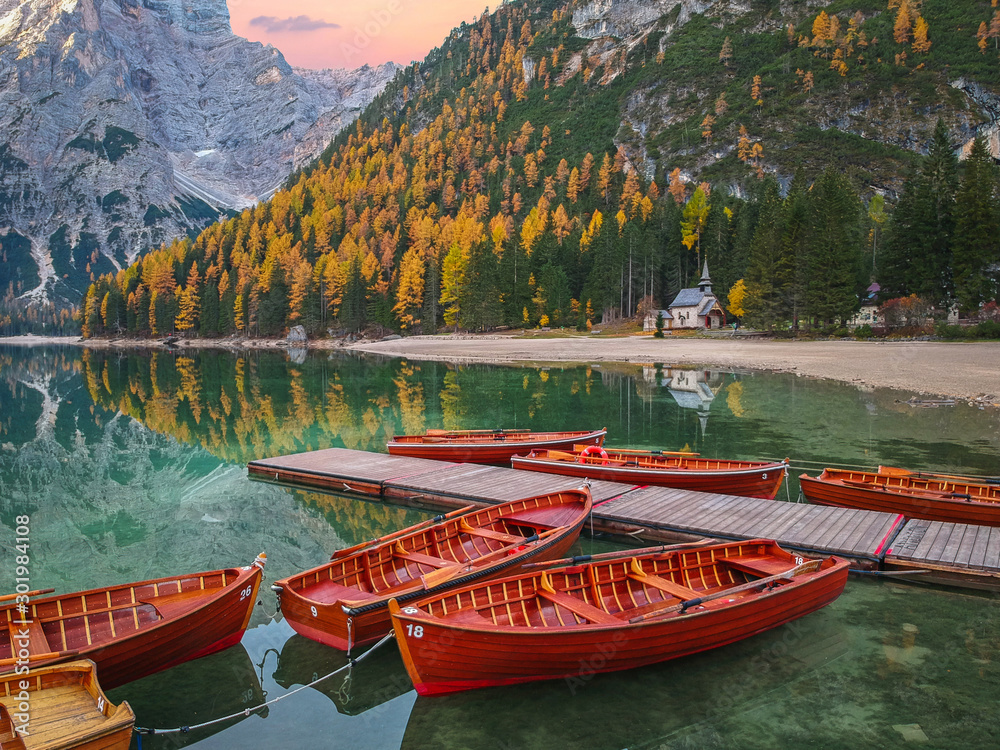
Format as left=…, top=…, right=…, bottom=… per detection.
left=389, top=539, right=848, bottom=695
left=273, top=488, right=592, bottom=651
left=512, top=447, right=788, bottom=499
left=0, top=555, right=266, bottom=690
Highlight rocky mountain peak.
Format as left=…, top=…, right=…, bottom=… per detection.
left=0, top=0, right=400, bottom=304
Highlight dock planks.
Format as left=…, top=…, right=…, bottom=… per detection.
left=884, top=520, right=1000, bottom=589
left=249, top=447, right=1000, bottom=589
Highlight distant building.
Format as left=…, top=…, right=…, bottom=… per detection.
left=848, top=282, right=881, bottom=328
left=642, top=309, right=672, bottom=332
left=665, top=261, right=726, bottom=329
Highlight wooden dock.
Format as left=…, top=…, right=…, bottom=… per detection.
left=248, top=447, right=1000, bottom=589
left=884, top=519, right=1000, bottom=590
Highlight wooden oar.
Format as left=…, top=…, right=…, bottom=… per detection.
left=425, top=428, right=530, bottom=436
left=603, top=447, right=699, bottom=457
left=628, top=559, right=822, bottom=623
left=0, top=588, right=54, bottom=604
left=0, top=649, right=79, bottom=668
left=520, top=539, right=715, bottom=571
left=879, top=465, right=1000, bottom=485
left=329, top=506, right=476, bottom=560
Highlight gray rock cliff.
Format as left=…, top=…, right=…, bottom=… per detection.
left=0, top=0, right=399, bottom=304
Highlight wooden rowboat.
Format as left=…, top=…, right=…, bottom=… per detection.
left=389, top=539, right=848, bottom=696
left=386, top=428, right=607, bottom=464
left=272, top=488, right=592, bottom=651
left=800, top=468, right=1000, bottom=526
left=512, top=447, right=788, bottom=499
left=0, top=555, right=265, bottom=690
left=0, top=660, right=134, bottom=750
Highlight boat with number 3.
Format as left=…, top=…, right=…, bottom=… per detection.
left=512, top=447, right=788, bottom=499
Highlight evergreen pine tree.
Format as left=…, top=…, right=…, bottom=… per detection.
left=804, top=168, right=865, bottom=327
left=744, top=177, right=784, bottom=328
left=953, top=136, right=1000, bottom=314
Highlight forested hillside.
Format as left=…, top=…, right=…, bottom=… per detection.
left=80, top=0, right=1000, bottom=339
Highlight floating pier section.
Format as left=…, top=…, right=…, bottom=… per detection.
left=248, top=447, right=1000, bottom=591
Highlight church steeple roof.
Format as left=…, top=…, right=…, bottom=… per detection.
left=698, top=259, right=712, bottom=293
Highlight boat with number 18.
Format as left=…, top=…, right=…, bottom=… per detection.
left=389, top=539, right=848, bottom=696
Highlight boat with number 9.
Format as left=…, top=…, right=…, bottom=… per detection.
left=272, top=488, right=592, bottom=651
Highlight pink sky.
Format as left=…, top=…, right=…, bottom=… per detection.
left=228, top=0, right=495, bottom=70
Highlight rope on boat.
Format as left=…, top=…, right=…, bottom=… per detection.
left=133, top=632, right=396, bottom=737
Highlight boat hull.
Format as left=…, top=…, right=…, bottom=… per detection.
left=387, top=429, right=606, bottom=464
left=1, top=560, right=264, bottom=690
left=513, top=454, right=787, bottom=499
left=275, top=490, right=592, bottom=650
left=800, top=472, right=1000, bottom=526
left=390, top=542, right=849, bottom=695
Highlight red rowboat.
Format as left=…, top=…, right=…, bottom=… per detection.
left=1, top=660, right=134, bottom=750
left=0, top=554, right=265, bottom=689
left=389, top=539, right=848, bottom=696
left=386, top=428, right=607, bottom=464
left=512, top=446, right=788, bottom=499
left=800, top=467, right=1000, bottom=525
left=272, top=488, right=592, bottom=651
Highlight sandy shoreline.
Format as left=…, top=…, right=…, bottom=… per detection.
left=4, top=333, right=999, bottom=405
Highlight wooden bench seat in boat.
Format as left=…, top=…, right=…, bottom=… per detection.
left=501, top=505, right=581, bottom=532
left=627, top=571, right=699, bottom=601
left=459, top=518, right=524, bottom=545
left=0, top=684, right=107, bottom=749
left=537, top=589, right=621, bottom=625
left=393, top=543, right=453, bottom=569
left=140, top=589, right=210, bottom=619
left=394, top=550, right=452, bottom=569
left=302, top=579, right=378, bottom=605
left=4, top=615, right=52, bottom=656
left=627, top=558, right=700, bottom=601
left=722, top=556, right=799, bottom=578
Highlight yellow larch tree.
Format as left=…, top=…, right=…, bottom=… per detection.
left=175, top=265, right=200, bottom=332
left=393, top=247, right=425, bottom=331
left=912, top=16, right=931, bottom=53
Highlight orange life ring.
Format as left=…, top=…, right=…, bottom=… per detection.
left=577, top=445, right=610, bottom=465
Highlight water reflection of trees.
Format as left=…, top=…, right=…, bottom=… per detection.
left=77, top=351, right=618, bottom=464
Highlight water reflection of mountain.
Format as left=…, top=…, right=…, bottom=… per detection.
left=107, top=643, right=265, bottom=749
left=272, top=634, right=411, bottom=716
left=0, top=346, right=348, bottom=594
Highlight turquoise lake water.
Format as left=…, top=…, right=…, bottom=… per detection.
left=1, top=344, right=998, bottom=749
